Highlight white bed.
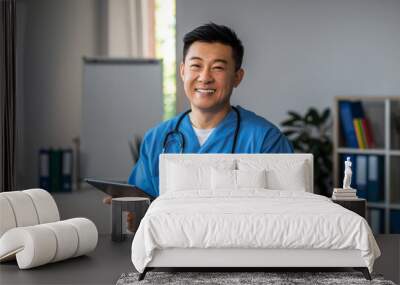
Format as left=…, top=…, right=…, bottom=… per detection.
left=131, top=154, right=380, bottom=280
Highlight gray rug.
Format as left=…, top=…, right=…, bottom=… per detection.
left=116, top=271, right=396, bottom=285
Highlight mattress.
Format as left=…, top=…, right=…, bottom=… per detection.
left=131, top=190, right=380, bottom=273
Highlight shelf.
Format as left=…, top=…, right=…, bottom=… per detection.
left=337, top=148, right=400, bottom=156
left=366, top=203, right=400, bottom=210
left=334, top=96, right=400, bottom=234
left=390, top=150, right=400, bottom=156
left=366, top=202, right=386, bottom=209
left=335, top=96, right=400, bottom=101
left=337, top=100, right=385, bottom=149
left=389, top=204, right=400, bottom=210
left=337, top=148, right=386, bottom=155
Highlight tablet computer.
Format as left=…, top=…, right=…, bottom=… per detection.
left=84, top=178, right=152, bottom=199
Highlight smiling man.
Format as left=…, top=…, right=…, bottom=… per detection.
left=127, top=23, right=293, bottom=198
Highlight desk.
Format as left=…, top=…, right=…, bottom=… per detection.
left=0, top=235, right=133, bottom=285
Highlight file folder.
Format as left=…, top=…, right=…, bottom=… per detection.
left=39, top=149, right=50, bottom=191
left=61, top=149, right=73, bottom=192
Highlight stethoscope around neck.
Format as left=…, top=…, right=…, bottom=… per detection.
left=162, top=106, right=241, bottom=154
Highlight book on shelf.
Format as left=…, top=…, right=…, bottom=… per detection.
left=332, top=188, right=358, bottom=200
left=361, top=118, right=375, bottom=148
left=332, top=195, right=358, bottom=200
left=333, top=192, right=358, bottom=197
left=357, top=118, right=371, bottom=149
left=339, top=101, right=359, bottom=148
left=333, top=188, right=357, bottom=193
left=353, top=119, right=365, bottom=149
left=339, top=100, right=375, bottom=148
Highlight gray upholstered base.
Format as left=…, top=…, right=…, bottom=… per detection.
left=116, top=271, right=395, bottom=285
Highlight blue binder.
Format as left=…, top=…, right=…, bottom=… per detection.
left=367, top=155, right=384, bottom=202
left=390, top=210, right=400, bottom=233
left=339, top=101, right=359, bottom=148
left=355, top=155, right=368, bottom=199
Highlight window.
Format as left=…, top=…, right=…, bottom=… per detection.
left=155, top=0, right=176, bottom=120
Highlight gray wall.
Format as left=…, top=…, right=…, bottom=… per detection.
left=18, top=0, right=400, bottom=187
left=176, top=0, right=400, bottom=125
left=15, top=1, right=160, bottom=233
left=16, top=0, right=101, bottom=188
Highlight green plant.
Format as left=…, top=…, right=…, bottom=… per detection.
left=280, top=107, right=333, bottom=196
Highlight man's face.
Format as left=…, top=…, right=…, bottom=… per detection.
left=180, top=42, right=244, bottom=112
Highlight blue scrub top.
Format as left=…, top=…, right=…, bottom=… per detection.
left=128, top=106, right=293, bottom=197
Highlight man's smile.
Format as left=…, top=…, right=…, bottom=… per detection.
left=194, top=88, right=216, bottom=94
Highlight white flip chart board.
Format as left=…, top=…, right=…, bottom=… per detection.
left=81, top=58, right=163, bottom=181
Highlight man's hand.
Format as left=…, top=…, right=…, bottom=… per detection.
left=102, top=196, right=112, bottom=205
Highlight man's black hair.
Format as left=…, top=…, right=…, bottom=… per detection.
left=183, top=23, right=244, bottom=71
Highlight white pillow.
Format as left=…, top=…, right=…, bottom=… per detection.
left=211, top=169, right=267, bottom=190
left=167, top=162, right=208, bottom=191
left=166, top=160, right=235, bottom=192
left=211, top=168, right=236, bottom=190
left=265, top=166, right=307, bottom=191
left=238, top=159, right=308, bottom=191
left=237, top=169, right=266, bottom=188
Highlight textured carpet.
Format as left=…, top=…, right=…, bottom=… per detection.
left=116, top=271, right=396, bottom=285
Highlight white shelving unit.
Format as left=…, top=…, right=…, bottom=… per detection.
left=333, top=96, right=400, bottom=234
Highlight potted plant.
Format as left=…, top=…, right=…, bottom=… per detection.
left=280, top=107, right=333, bottom=196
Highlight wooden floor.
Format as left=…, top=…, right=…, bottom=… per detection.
left=0, top=234, right=398, bottom=284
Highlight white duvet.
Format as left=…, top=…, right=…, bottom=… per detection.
left=131, top=190, right=380, bottom=273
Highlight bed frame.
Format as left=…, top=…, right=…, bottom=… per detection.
left=139, top=248, right=371, bottom=280
left=138, top=154, right=372, bottom=281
